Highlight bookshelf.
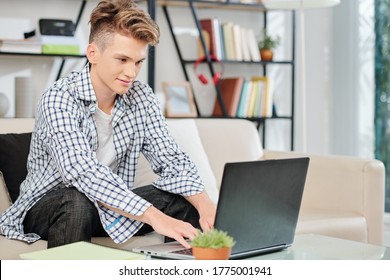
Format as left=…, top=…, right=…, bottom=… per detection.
left=158, top=0, right=296, bottom=149
left=0, top=0, right=89, bottom=81
left=0, top=0, right=157, bottom=98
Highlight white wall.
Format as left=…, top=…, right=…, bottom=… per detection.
left=0, top=0, right=375, bottom=158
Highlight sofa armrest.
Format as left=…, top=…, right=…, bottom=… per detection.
left=0, top=118, right=35, bottom=133
left=262, top=150, right=385, bottom=245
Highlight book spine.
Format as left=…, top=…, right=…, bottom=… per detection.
left=200, top=18, right=217, bottom=58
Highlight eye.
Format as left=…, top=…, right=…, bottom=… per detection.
left=136, top=60, right=144, bottom=66
left=117, top=58, right=127, bottom=63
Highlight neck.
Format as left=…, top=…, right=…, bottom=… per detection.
left=97, top=99, right=115, bottom=115
left=90, top=66, right=116, bottom=114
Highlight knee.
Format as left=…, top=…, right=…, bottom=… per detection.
left=64, top=188, right=93, bottom=209
left=59, top=188, right=98, bottom=224
left=43, top=188, right=100, bottom=247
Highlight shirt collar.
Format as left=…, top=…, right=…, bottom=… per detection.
left=76, top=63, right=97, bottom=102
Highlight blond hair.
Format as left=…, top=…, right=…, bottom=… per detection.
left=89, top=0, right=160, bottom=50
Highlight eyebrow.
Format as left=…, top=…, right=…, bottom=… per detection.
left=115, top=53, right=146, bottom=62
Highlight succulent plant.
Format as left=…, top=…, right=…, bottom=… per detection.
left=190, top=229, right=235, bottom=249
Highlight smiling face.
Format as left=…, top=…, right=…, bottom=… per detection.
left=86, top=0, right=159, bottom=111
left=87, top=33, right=148, bottom=100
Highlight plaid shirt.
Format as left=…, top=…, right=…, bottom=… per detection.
left=0, top=64, right=204, bottom=244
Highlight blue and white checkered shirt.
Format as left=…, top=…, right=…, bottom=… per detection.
left=0, top=64, right=204, bottom=244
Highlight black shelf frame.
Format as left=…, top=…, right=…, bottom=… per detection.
left=153, top=0, right=267, bottom=10
left=160, top=0, right=296, bottom=150
left=147, top=0, right=157, bottom=90
left=0, top=52, right=85, bottom=58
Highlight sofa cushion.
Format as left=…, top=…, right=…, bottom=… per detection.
left=0, top=235, right=48, bottom=260
left=0, top=132, right=32, bottom=204
left=0, top=172, right=12, bottom=211
left=297, top=210, right=368, bottom=243
left=135, top=119, right=219, bottom=203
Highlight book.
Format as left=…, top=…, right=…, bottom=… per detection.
left=0, top=37, right=41, bottom=54
left=253, top=79, right=263, bottom=117
left=41, top=35, right=80, bottom=55
left=213, top=18, right=223, bottom=60
left=42, top=44, right=80, bottom=55
left=213, top=77, right=244, bottom=117
left=251, top=76, right=270, bottom=117
left=236, top=80, right=252, bottom=118
left=247, top=79, right=259, bottom=117
left=247, top=28, right=261, bottom=62
left=199, top=18, right=222, bottom=60
left=19, top=241, right=146, bottom=260
left=240, top=27, right=252, bottom=62
left=222, top=22, right=235, bottom=61
left=261, top=77, right=272, bottom=117
left=198, top=29, right=211, bottom=58
left=232, top=24, right=243, bottom=61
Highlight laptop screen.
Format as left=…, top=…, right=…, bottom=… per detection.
left=215, top=158, right=309, bottom=256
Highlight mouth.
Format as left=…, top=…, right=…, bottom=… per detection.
left=117, top=78, right=131, bottom=86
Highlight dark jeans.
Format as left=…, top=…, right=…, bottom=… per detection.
left=23, top=185, right=200, bottom=248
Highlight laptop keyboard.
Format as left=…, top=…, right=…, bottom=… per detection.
left=172, top=248, right=193, bottom=255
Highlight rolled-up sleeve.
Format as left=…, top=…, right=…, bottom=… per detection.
left=141, top=95, right=205, bottom=196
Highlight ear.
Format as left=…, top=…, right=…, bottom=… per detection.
left=86, top=43, right=99, bottom=64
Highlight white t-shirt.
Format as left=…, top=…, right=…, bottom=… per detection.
left=94, top=107, right=117, bottom=173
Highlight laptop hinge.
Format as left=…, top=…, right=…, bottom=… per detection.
left=229, top=244, right=287, bottom=259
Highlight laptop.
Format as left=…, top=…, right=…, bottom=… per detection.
left=132, top=157, right=310, bottom=259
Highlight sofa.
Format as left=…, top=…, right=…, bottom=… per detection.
left=0, top=118, right=385, bottom=259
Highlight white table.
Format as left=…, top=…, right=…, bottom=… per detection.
left=247, top=234, right=390, bottom=260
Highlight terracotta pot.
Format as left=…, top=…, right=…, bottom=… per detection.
left=260, top=49, right=274, bottom=61
left=192, top=247, right=232, bottom=260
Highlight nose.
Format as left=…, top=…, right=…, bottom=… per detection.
left=124, top=63, right=136, bottom=79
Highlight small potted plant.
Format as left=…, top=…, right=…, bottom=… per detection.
left=258, top=29, right=281, bottom=61
left=190, top=228, right=236, bottom=260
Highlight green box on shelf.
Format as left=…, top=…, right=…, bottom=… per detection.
left=42, top=44, right=80, bottom=55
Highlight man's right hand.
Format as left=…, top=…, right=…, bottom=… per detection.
left=99, top=202, right=198, bottom=248
left=141, top=206, right=198, bottom=248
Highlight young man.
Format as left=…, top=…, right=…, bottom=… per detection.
left=0, top=0, right=216, bottom=248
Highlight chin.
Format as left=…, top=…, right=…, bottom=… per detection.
left=116, top=87, right=130, bottom=95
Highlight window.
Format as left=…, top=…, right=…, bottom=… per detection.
left=374, top=0, right=390, bottom=212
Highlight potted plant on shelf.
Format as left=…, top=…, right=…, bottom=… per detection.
left=190, top=228, right=236, bottom=260
left=258, top=29, right=281, bottom=61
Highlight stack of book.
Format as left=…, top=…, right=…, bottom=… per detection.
left=0, top=37, right=41, bottom=54
left=198, top=18, right=260, bottom=62
left=213, top=76, right=273, bottom=118
left=0, top=35, right=80, bottom=55
left=41, top=35, right=80, bottom=55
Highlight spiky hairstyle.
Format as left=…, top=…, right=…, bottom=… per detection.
left=89, top=0, right=160, bottom=50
